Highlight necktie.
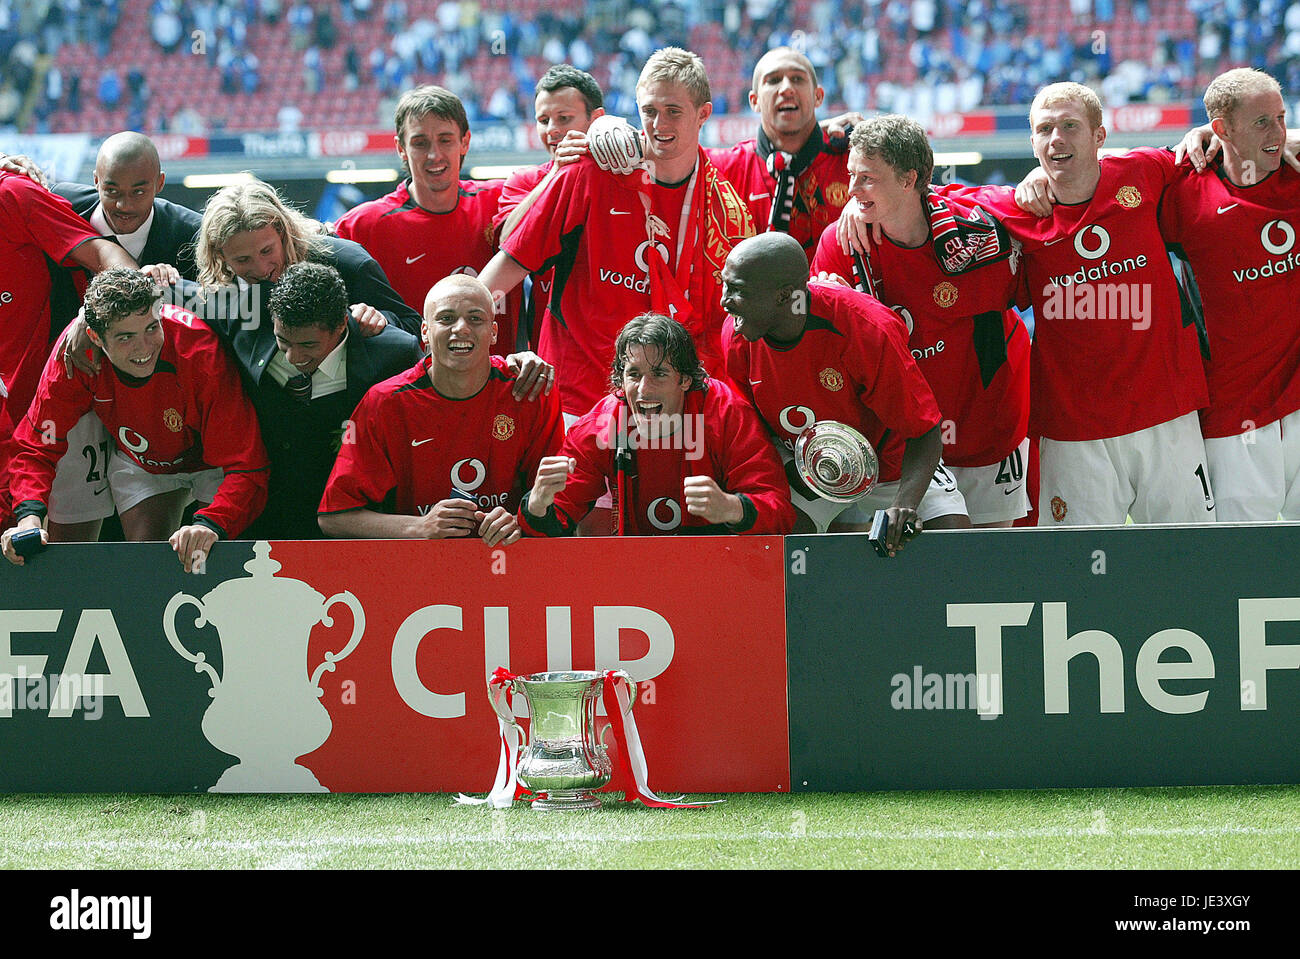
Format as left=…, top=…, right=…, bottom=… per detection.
left=285, top=371, right=312, bottom=403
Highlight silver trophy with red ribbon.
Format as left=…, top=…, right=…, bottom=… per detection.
left=457, top=668, right=721, bottom=810
left=495, top=670, right=630, bottom=810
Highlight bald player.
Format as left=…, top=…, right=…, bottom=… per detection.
left=318, top=275, right=564, bottom=543
left=721, top=233, right=961, bottom=551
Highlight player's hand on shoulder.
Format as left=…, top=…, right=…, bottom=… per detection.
left=527, top=456, right=575, bottom=515
left=835, top=197, right=880, bottom=255
left=505, top=351, right=556, bottom=401
left=169, top=524, right=219, bottom=573
left=1284, top=128, right=1300, bottom=174
left=416, top=499, right=480, bottom=539
left=350, top=303, right=388, bottom=336
left=1014, top=167, right=1056, bottom=216
left=60, top=309, right=102, bottom=378
left=553, top=130, right=591, bottom=167
left=0, top=153, right=50, bottom=188
left=476, top=506, right=521, bottom=547
left=584, top=115, right=644, bottom=175
left=820, top=111, right=864, bottom=142
left=1173, top=123, right=1219, bottom=173
left=683, top=476, right=744, bottom=526
left=812, top=270, right=853, bottom=288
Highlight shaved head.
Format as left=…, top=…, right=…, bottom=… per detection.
left=424, top=273, right=495, bottom=317
left=751, top=47, right=818, bottom=95
left=720, top=233, right=810, bottom=342
left=96, top=132, right=161, bottom=178
left=729, top=232, right=810, bottom=286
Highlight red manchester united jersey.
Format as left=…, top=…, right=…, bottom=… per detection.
left=722, top=281, right=942, bottom=483
left=809, top=218, right=1030, bottom=467
left=503, top=156, right=754, bottom=416
left=335, top=179, right=519, bottom=354
left=495, top=162, right=556, bottom=338
left=969, top=151, right=1208, bottom=441
left=519, top=379, right=794, bottom=536
left=706, top=132, right=852, bottom=254
left=0, top=172, right=104, bottom=420
left=10, top=304, right=269, bottom=537
left=1159, top=161, right=1300, bottom=437
left=318, top=354, right=563, bottom=518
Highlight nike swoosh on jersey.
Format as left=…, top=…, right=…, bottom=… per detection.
left=749, top=192, right=772, bottom=201
left=92, top=396, right=113, bottom=403
left=1002, top=484, right=1023, bottom=496
left=411, top=437, right=435, bottom=446
left=609, top=209, right=632, bottom=216
left=1217, top=204, right=1239, bottom=214
left=749, top=379, right=763, bottom=386
left=406, top=253, right=427, bottom=264
left=1044, top=237, right=1065, bottom=247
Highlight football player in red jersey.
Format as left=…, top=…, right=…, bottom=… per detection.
left=3, top=269, right=269, bottom=571
left=950, top=83, right=1213, bottom=526
left=809, top=115, right=1031, bottom=527
left=480, top=47, right=755, bottom=420
left=318, top=275, right=562, bottom=543
left=495, top=65, right=607, bottom=349
left=335, top=85, right=521, bottom=353
left=703, top=47, right=855, bottom=255
left=1156, top=68, right=1300, bottom=520
left=519, top=312, right=793, bottom=537
left=722, top=233, right=958, bottom=551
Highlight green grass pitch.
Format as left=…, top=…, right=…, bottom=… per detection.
left=3, top=785, right=1298, bottom=869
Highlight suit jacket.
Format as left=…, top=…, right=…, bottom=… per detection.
left=202, top=308, right=423, bottom=539
left=47, top=182, right=204, bottom=332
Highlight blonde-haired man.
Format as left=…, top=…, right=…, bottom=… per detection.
left=480, top=47, right=755, bottom=422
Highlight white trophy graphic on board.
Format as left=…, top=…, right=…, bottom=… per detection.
left=163, top=540, right=364, bottom=792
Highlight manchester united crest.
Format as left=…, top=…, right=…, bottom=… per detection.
left=826, top=181, right=849, bottom=207
left=1115, top=186, right=1142, bottom=208
left=492, top=414, right=515, bottom=441
left=1050, top=496, right=1068, bottom=522
left=932, top=282, right=959, bottom=308
left=163, top=408, right=184, bottom=433
left=819, top=368, right=844, bottom=392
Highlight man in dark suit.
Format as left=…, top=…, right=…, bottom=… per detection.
left=47, top=131, right=203, bottom=332
left=202, top=260, right=422, bottom=539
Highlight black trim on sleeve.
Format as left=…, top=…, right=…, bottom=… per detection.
left=14, top=500, right=48, bottom=523
left=724, top=493, right=758, bottom=533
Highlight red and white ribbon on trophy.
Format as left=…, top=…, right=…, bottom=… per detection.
left=455, top=667, right=530, bottom=808
left=598, top=671, right=719, bottom=809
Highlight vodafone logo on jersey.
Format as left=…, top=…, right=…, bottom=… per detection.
left=118, top=427, right=149, bottom=454
left=1260, top=219, right=1296, bottom=256
left=451, top=458, right=487, bottom=492
left=779, top=405, right=816, bottom=436
left=1073, top=225, right=1111, bottom=260
left=647, top=497, right=683, bottom=531
left=451, top=266, right=481, bottom=277
left=634, top=239, right=670, bottom=273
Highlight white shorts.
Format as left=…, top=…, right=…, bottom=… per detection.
left=786, top=447, right=968, bottom=531
left=107, top=455, right=222, bottom=514
left=1039, top=412, right=1216, bottom=526
left=949, top=437, right=1032, bottom=525
left=47, top=413, right=116, bottom=524
left=1204, top=407, right=1300, bottom=522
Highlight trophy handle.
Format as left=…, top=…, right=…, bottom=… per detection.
left=309, top=591, right=365, bottom=695
left=489, top=679, right=521, bottom=731
left=613, top=670, right=637, bottom=713
left=162, top=593, right=221, bottom=696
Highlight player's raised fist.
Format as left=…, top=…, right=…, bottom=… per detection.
left=527, top=456, right=576, bottom=515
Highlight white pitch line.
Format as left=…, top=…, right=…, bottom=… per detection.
left=4, top=822, right=1300, bottom=854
